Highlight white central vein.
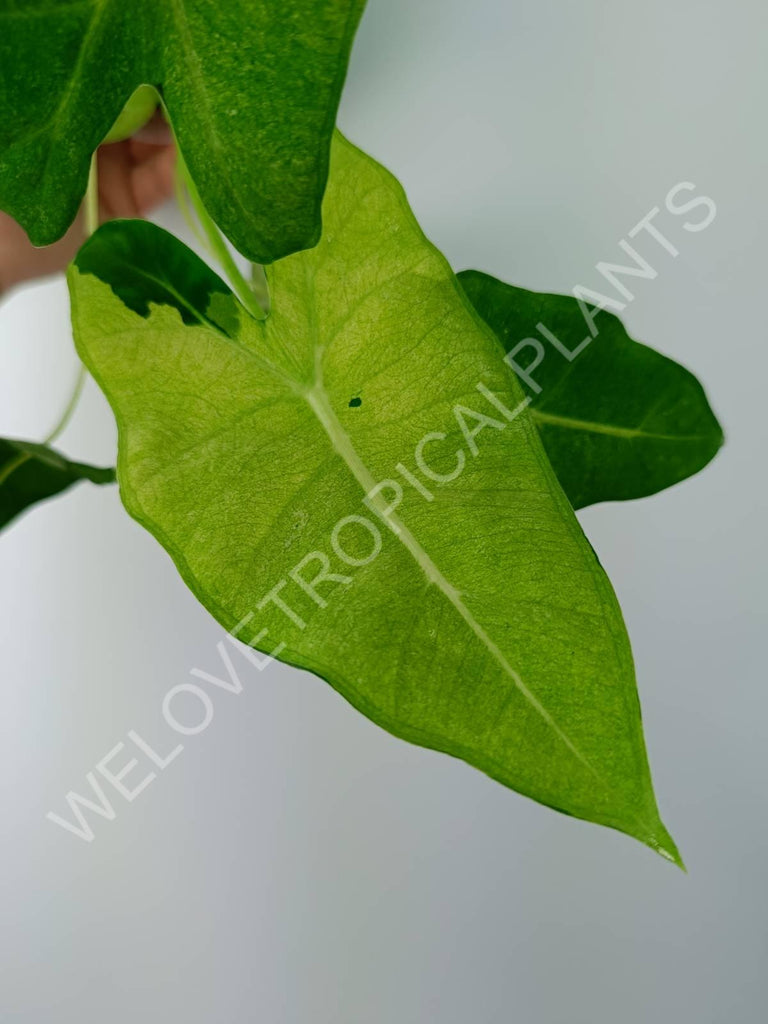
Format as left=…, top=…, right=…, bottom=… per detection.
left=305, top=358, right=602, bottom=783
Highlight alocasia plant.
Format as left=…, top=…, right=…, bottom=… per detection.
left=0, top=2, right=724, bottom=862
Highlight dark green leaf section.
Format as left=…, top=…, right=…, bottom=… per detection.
left=0, top=438, right=114, bottom=530
left=75, top=219, right=238, bottom=333
left=69, top=135, right=681, bottom=863
left=0, top=0, right=366, bottom=262
left=459, top=270, right=724, bottom=509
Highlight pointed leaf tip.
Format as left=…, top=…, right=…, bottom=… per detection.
left=69, top=136, right=678, bottom=856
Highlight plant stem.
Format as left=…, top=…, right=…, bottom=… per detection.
left=0, top=360, right=90, bottom=490
left=85, top=152, right=99, bottom=237
left=44, top=363, right=88, bottom=445
left=174, top=158, right=211, bottom=254
left=250, top=262, right=271, bottom=315
left=177, top=157, right=267, bottom=320
left=1, top=148, right=101, bottom=495
left=62, top=148, right=100, bottom=428
left=52, top=152, right=99, bottom=444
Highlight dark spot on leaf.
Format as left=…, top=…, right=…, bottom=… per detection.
left=348, top=396, right=362, bottom=408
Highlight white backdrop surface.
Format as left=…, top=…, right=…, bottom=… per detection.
left=1, top=2, right=766, bottom=1021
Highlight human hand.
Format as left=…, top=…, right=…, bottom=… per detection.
left=0, top=117, right=175, bottom=294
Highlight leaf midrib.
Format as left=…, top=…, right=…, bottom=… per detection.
left=0, top=443, right=78, bottom=488
left=304, top=347, right=605, bottom=786
left=0, top=450, right=31, bottom=488
left=118, top=265, right=302, bottom=392
left=166, top=0, right=254, bottom=225
left=153, top=265, right=610, bottom=791
left=532, top=408, right=714, bottom=442
left=169, top=275, right=609, bottom=783
left=20, top=0, right=110, bottom=157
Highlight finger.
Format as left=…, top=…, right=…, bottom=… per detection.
left=127, top=137, right=173, bottom=165
left=129, top=144, right=177, bottom=215
left=0, top=209, right=86, bottom=289
left=96, top=142, right=137, bottom=219
left=96, top=141, right=176, bottom=222
left=133, top=110, right=173, bottom=145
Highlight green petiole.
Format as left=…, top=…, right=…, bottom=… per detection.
left=176, top=155, right=268, bottom=321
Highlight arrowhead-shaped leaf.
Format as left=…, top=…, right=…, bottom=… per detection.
left=68, top=135, right=681, bottom=863
left=459, top=270, right=724, bottom=509
left=0, top=0, right=365, bottom=262
left=0, top=438, right=114, bottom=530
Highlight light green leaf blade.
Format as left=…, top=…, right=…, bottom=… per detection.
left=0, top=0, right=365, bottom=262
left=459, top=270, right=724, bottom=509
left=69, top=135, right=681, bottom=864
left=0, top=437, right=114, bottom=531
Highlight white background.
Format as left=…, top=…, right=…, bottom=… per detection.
left=1, top=1, right=766, bottom=1020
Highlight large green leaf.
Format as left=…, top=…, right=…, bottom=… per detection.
left=0, top=438, right=114, bottom=530
left=459, top=270, right=724, bottom=509
left=68, top=135, right=681, bottom=863
left=0, top=0, right=365, bottom=262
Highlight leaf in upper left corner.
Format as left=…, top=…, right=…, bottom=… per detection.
left=0, top=438, right=114, bottom=531
left=0, top=0, right=366, bottom=263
